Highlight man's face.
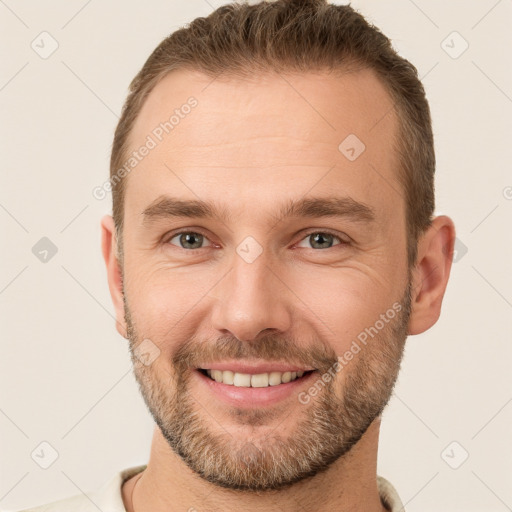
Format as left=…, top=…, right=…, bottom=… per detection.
left=119, top=68, right=412, bottom=491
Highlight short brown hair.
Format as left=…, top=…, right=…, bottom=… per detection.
left=110, top=0, right=435, bottom=268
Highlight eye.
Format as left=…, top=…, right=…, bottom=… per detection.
left=164, top=229, right=349, bottom=251
left=296, top=230, right=349, bottom=250
left=166, top=231, right=213, bottom=250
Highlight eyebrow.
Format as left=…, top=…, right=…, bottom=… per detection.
left=141, top=195, right=376, bottom=226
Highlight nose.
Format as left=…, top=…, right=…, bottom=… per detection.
left=210, top=251, right=292, bottom=343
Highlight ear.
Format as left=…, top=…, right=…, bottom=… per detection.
left=101, top=214, right=127, bottom=338
left=408, top=215, right=456, bottom=335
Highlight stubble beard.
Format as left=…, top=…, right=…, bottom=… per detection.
left=123, top=280, right=412, bottom=492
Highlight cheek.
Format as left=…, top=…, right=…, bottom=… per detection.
left=287, top=264, right=402, bottom=351
left=124, top=264, right=217, bottom=340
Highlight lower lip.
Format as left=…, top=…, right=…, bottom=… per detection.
left=194, top=369, right=318, bottom=408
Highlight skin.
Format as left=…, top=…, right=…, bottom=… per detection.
left=101, top=68, right=455, bottom=512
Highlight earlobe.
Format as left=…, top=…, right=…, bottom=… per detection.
left=408, top=215, right=456, bottom=335
left=100, top=214, right=128, bottom=339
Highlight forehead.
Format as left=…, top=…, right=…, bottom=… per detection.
left=124, top=67, right=400, bottom=226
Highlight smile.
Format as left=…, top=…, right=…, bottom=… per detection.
left=198, top=369, right=315, bottom=387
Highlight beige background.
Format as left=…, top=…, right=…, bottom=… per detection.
left=1, top=0, right=511, bottom=510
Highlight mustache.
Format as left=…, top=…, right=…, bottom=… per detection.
left=172, top=332, right=339, bottom=375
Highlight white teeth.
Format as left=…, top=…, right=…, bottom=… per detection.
left=251, top=373, right=269, bottom=387
left=202, top=369, right=310, bottom=387
left=222, top=370, right=234, bottom=385
left=212, top=369, right=223, bottom=383
left=268, top=372, right=283, bottom=386
left=233, top=372, right=251, bottom=387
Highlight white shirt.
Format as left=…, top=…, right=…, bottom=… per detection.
left=16, top=465, right=405, bottom=511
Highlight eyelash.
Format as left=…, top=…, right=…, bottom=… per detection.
left=164, top=228, right=350, bottom=251
left=297, top=229, right=351, bottom=248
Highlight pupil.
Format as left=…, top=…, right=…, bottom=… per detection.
left=181, top=233, right=202, bottom=249
left=312, top=233, right=332, bottom=249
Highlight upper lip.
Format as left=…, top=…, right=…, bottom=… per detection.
left=197, top=362, right=316, bottom=374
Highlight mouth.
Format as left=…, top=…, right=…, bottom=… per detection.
left=197, top=368, right=316, bottom=388
left=194, top=365, right=319, bottom=408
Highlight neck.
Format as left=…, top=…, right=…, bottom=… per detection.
left=122, top=418, right=387, bottom=512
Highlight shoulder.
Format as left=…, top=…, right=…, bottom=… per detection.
left=13, top=464, right=147, bottom=512
left=13, top=492, right=98, bottom=512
